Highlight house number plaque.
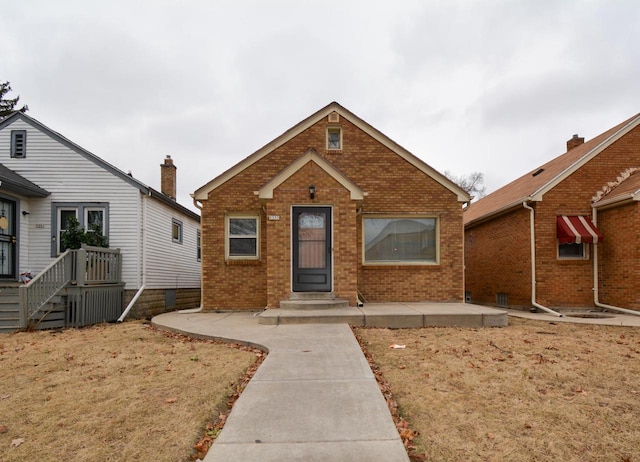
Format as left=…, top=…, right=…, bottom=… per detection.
left=268, top=215, right=280, bottom=221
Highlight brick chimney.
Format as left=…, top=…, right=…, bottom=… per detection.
left=160, top=155, right=177, bottom=200
left=566, top=134, right=585, bottom=151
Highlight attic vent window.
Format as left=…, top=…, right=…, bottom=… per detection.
left=10, top=130, right=26, bottom=158
left=328, top=112, right=339, bottom=123
left=327, top=127, right=342, bottom=150
left=532, top=168, right=544, bottom=177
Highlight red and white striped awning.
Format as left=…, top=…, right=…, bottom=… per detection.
left=557, top=215, right=603, bottom=244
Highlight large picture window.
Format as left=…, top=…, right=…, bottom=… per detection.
left=364, top=216, right=438, bottom=264
left=226, top=215, right=259, bottom=259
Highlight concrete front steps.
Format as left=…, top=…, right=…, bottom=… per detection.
left=258, top=301, right=508, bottom=328
left=278, top=292, right=349, bottom=311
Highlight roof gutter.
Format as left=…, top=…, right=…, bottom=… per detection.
left=591, top=207, right=640, bottom=317
left=522, top=201, right=563, bottom=317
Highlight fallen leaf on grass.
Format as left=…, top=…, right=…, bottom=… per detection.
left=0, top=425, right=8, bottom=434
left=11, top=438, right=25, bottom=448
left=398, top=365, right=406, bottom=369
left=165, top=397, right=178, bottom=404
left=0, top=394, right=11, bottom=400
left=487, top=432, right=496, bottom=439
left=389, top=344, right=406, bottom=349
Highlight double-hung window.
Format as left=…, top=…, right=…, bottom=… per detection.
left=52, top=202, right=109, bottom=256
left=226, top=215, right=259, bottom=259
left=363, top=216, right=438, bottom=264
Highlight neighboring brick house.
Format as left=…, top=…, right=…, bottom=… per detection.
left=193, top=102, right=470, bottom=310
left=464, top=113, right=640, bottom=313
left=593, top=169, right=640, bottom=310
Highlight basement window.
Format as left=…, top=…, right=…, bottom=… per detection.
left=327, top=127, right=342, bottom=150
left=558, top=242, right=588, bottom=260
left=11, top=130, right=26, bottom=158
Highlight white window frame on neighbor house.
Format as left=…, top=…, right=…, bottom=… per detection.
left=557, top=242, right=589, bottom=260
left=52, top=202, right=109, bottom=256
left=172, top=218, right=183, bottom=244
left=225, top=215, right=260, bottom=260
left=197, top=230, right=201, bottom=261
left=362, top=215, right=439, bottom=265
left=326, top=127, right=342, bottom=150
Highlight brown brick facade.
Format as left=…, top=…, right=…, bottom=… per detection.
left=465, top=124, right=640, bottom=310
left=597, top=202, right=640, bottom=310
left=124, top=288, right=201, bottom=319
left=199, top=108, right=466, bottom=309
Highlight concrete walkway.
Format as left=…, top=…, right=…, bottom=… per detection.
left=152, top=311, right=410, bottom=462
left=152, top=305, right=639, bottom=461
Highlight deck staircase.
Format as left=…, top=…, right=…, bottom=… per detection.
left=0, top=246, right=125, bottom=333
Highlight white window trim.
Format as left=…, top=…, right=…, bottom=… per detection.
left=326, top=126, right=342, bottom=151
left=172, top=218, right=183, bottom=244
left=225, top=214, right=260, bottom=260
left=197, top=230, right=202, bottom=262
left=557, top=241, right=590, bottom=260
left=362, top=215, right=440, bottom=266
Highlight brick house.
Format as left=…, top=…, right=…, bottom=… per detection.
left=193, top=102, right=470, bottom=310
left=593, top=169, right=640, bottom=310
left=464, top=113, right=640, bottom=313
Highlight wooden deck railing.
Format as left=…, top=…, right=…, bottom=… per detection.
left=20, top=250, right=73, bottom=320
left=20, top=246, right=123, bottom=327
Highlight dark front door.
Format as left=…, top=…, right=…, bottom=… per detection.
left=0, top=199, right=17, bottom=279
left=292, top=207, right=332, bottom=292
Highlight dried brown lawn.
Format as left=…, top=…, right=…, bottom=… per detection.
left=357, top=317, right=640, bottom=462
left=0, top=321, right=258, bottom=462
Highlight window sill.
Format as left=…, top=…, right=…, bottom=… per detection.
left=225, top=259, right=261, bottom=266
left=363, top=263, right=440, bottom=269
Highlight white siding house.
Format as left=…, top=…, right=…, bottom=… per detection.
left=0, top=112, right=200, bottom=318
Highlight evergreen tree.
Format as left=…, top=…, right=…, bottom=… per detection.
left=0, top=81, right=28, bottom=118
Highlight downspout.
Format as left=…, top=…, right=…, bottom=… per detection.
left=191, top=196, right=205, bottom=313
left=522, top=202, right=563, bottom=317
left=592, top=207, right=640, bottom=316
left=118, top=192, right=149, bottom=322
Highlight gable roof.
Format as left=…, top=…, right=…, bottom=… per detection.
left=0, top=112, right=199, bottom=221
left=193, top=102, right=470, bottom=202
left=0, top=163, right=50, bottom=197
left=593, top=169, right=640, bottom=209
left=257, top=148, right=365, bottom=200
left=464, top=112, right=640, bottom=226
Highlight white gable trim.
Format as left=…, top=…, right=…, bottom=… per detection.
left=256, top=149, right=365, bottom=200
left=193, top=102, right=469, bottom=202
left=530, top=114, right=640, bottom=202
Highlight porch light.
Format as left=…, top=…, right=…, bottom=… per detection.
left=309, top=185, right=316, bottom=199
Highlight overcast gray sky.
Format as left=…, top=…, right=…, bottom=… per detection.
left=2, top=0, right=639, bottom=211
